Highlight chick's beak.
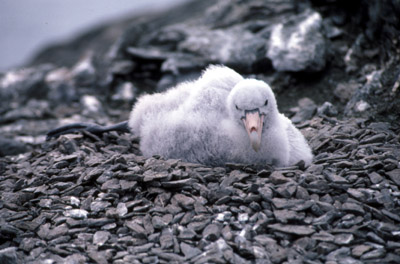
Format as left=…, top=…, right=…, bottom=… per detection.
left=242, top=110, right=264, bottom=152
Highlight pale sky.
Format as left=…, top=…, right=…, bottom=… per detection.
left=0, top=0, right=188, bottom=71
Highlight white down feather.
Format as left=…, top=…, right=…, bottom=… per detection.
left=128, top=65, right=313, bottom=167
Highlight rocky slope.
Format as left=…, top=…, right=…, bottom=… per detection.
left=0, top=0, right=400, bottom=263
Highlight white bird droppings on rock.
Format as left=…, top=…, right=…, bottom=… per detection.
left=267, top=10, right=326, bottom=72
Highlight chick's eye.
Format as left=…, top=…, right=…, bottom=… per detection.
left=235, top=105, right=240, bottom=110
left=264, top=99, right=268, bottom=106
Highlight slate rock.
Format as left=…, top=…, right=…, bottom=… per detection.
left=161, top=178, right=194, bottom=189
left=160, top=228, right=174, bottom=249
left=87, top=247, right=112, bottom=264
left=64, top=209, right=88, bottom=219
left=273, top=209, right=305, bottom=224
left=295, top=186, right=310, bottom=200
left=334, top=233, right=354, bottom=245
left=341, top=202, right=364, bottom=215
left=312, top=231, right=335, bottom=242
left=151, top=247, right=186, bottom=262
left=276, top=182, right=297, bottom=198
left=202, top=223, right=221, bottom=241
left=268, top=223, right=315, bottom=235
left=238, top=213, right=249, bottom=223
left=90, top=201, right=111, bottom=213
left=37, top=223, right=69, bottom=240
left=360, top=248, right=386, bottom=260
left=171, top=193, right=195, bottom=210
left=269, top=171, right=291, bottom=184
left=0, top=136, right=28, bottom=157
left=177, top=26, right=266, bottom=72
left=221, top=170, right=251, bottom=187
left=111, top=82, right=136, bottom=103
left=352, top=244, right=373, bottom=257
left=130, top=243, right=154, bottom=254
left=19, top=237, right=45, bottom=252
left=291, top=98, right=317, bottom=124
left=152, top=215, right=169, bottom=230
left=64, top=254, right=88, bottom=264
left=315, top=242, right=338, bottom=255
left=254, top=235, right=287, bottom=263
left=272, top=198, right=313, bottom=211
left=324, top=170, right=348, bottom=184
left=143, top=170, right=170, bottom=182
left=368, top=172, right=384, bottom=184
left=334, top=82, right=360, bottom=103
left=0, top=65, right=52, bottom=104
left=258, top=186, right=274, bottom=201
left=326, top=247, right=351, bottom=262
left=180, top=242, right=202, bottom=259
left=71, top=54, right=96, bottom=86
left=119, top=180, right=137, bottom=192
left=142, top=256, right=159, bottom=264
left=93, top=231, right=110, bottom=246
left=386, top=169, right=400, bottom=186
left=100, top=178, right=120, bottom=191
left=125, top=221, right=147, bottom=238
left=344, top=70, right=382, bottom=116
left=317, top=101, right=338, bottom=117
left=366, top=232, right=385, bottom=245
left=203, top=0, right=294, bottom=28
left=80, top=95, right=103, bottom=115
left=0, top=247, right=19, bottom=264
left=116, top=202, right=128, bottom=217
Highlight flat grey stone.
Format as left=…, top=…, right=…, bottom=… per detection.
left=171, top=193, right=195, bottom=210
left=273, top=209, right=305, bottom=223
left=93, top=231, right=110, bottom=246
left=0, top=247, right=19, bottom=264
left=202, top=223, right=221, bottom=241
left=178, top=226, right=197, bottom=240
left=268, top=223, right=315, bottom=235
left=180, top=242, right=202, bottom=259
left=64, top=209, right=88, bottom=219
left=152, top=215, right=168, bottom=230
left=90, top=201, right=111, bottom=213
left=360, top=248, right=386, bottom=260
left=352, top=244, right=373, bottom=257
left=272, top=198, right=314, bottom=211
left=125, top=221, right=147, bottom=237
left=116, top=202, right=128, bottom=217
left=129, top=243, right=154, bottom=254
left=368, top=172, right=384, bottom=184
left=334, top=233, right=354, bottom=245
left=312, top=231, right=335, bottom=242
left=386, top=169, right=400, bottom=186
left=341, top=202, right=364, bottom=215
left=160, top=229, right=174, bottom=249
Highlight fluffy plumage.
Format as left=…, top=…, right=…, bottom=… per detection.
left=129, top=65, right=313, bottom=167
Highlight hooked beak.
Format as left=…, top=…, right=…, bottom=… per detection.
left=242, top=109, right=264, bottom=152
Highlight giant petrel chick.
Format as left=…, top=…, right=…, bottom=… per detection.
left=48, top=65, right=313, bottom=167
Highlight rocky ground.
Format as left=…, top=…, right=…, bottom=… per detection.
left=1, top=0, right=400, bottom=263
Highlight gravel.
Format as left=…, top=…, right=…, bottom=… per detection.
left=1, top=115, right=399, bottom=263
